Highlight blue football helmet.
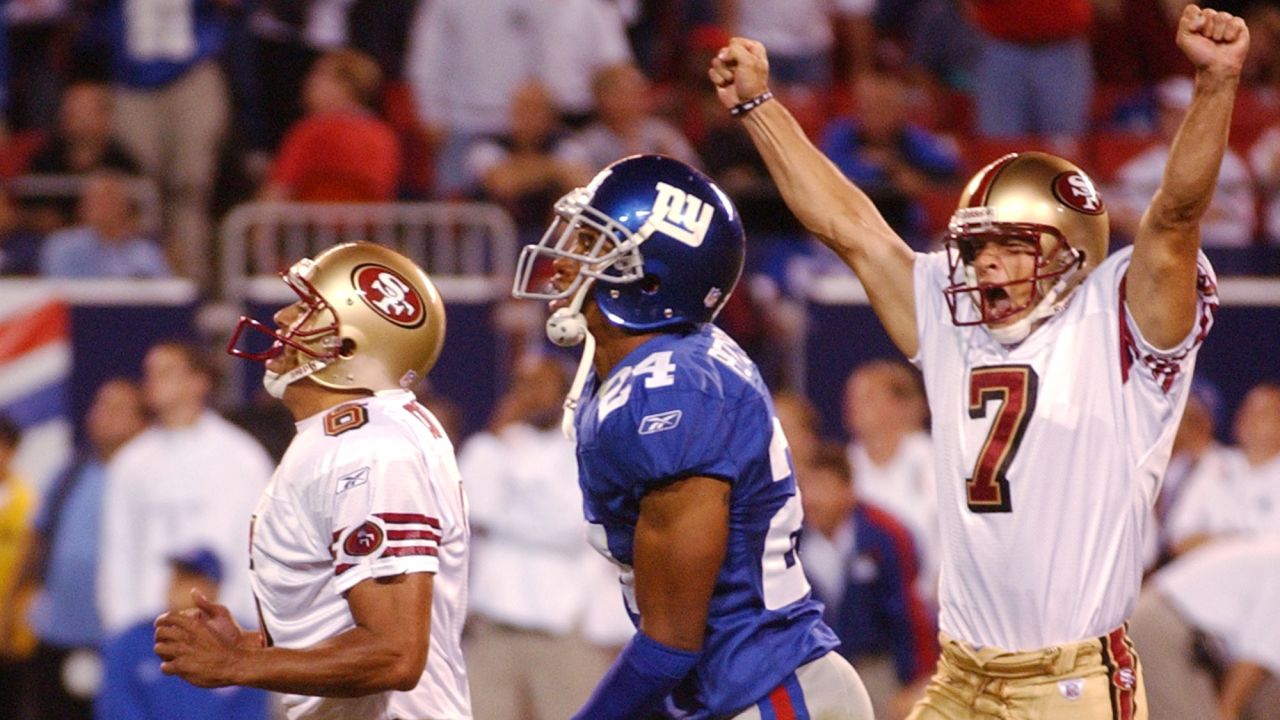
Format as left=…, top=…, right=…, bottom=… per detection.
left=512, top=154, right=745, bottom=332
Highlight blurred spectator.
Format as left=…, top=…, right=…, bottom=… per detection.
left=465, top=81, right=590, bottom=239
left=24, top=81, right=141, bottom=233
left=1242, top=1, right=1280, bottom=91
left=718, top=0, right=876, bottom=90
left=457, top=354, right=633, bottom=719
left=1110, top=76, right=1257, bottom=253
left=4, top=380, right=146, bottom=720
left=3, top=0, right=71, bottom=133
left=1248, top=125, right=1280, bottom=245
left=85, top=0, right=233, bottom=286
left=1165, top=381, right=1280, bottom=556
left=1154, top=384, right=1233, bottom=559
left=97, top=341, right=272, bottom=637
left=1130, top=536, right=1280, bottom=720
left=539, top=0, right=633, bottom=124
left=820, top=72, right=960, bottom=248
left=797, top=442, right=936, bottom=720
left=246, top=0, right=360, bottom=151
left=895, top=0, right=980, bottom=93
left=405, top=0, right=542, bottom=197
left=1246, top=115, right=1280, bottom=253
left=560, top=63, right=700, bottom=171
left=0, top=415, right=37, bottom=720
left=260, top=47, right=400, bottom=202
left=96, top=547, right=270, bottom=720
left=772, top=389, right=826, bottom=471
left=843, top=359, right=938, bottom=601
left=28, top=82, right=139, bottom=176
left=0, top=185, right=42, bottom=275
left=37, top=171, right=170, bottom=278
left=1090, top=0, right=1193, bottom=87
left=966, top=0, right=1093, bottom=148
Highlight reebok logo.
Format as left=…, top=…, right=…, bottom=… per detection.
left=639, top=410, right=683, bottom=435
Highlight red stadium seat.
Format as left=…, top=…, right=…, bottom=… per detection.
left=1088, top=132, right=1159, bottom=184
left=1228, top=86, right=1277, bottom=156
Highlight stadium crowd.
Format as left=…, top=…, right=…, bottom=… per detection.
left=0, top=1, right=1277, bottom=719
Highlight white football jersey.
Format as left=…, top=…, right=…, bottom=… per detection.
left=913, top=247, right=1217, bottom=651
left=250, top=389, right=471, bottom=719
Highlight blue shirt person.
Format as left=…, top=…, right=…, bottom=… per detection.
left=796, top=443, right=938, bottom=715
left=38, top=172, right=170, bottom=279
left=96, top=548, right=268, bottom=720
left=512, top=154, right=874, bottom=719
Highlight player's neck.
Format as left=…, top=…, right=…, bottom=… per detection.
left=592, top=324, right=657, bottom=379
left=282, top=380, right=374, bottom=422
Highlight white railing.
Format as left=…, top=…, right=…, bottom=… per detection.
left=219, top=201, right=519, bottom=305
left=12, top=173, right=164, bottom=235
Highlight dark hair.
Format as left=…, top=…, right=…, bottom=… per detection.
left=150, top=340, right=222, bottom=386
left=322, top=48, right=383, bottom=107
left=809, top=441, right=853, bottom=487
left=0, top=414, right=22, bottom=449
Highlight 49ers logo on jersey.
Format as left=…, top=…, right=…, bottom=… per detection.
left=1051, top=171, right=1105, bottom=215
left=343, top=520, right=385, bottom=557
left=352, top=264, right=426, bottom=328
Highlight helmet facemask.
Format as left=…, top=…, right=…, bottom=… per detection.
left=512, top=187, right=645, bottom=303
left=227, top=258, right=345, bottom=397
left=943, top=209, right=1086, bottom=344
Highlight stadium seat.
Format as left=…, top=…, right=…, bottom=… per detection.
left=1088, top=132, right=1158, bottom=184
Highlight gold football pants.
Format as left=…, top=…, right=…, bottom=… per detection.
left=907, top=626, right=1146, bottom=720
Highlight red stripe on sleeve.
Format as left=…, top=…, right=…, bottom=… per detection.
left=381, top=546, right=438, bottom=558
left=387, top=529, right=440, bottom=542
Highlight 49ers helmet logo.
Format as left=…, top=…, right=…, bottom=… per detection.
left=1051, top=171, right=1105, bottom=215
left=343, top=520, right=385, bottom=557
left=353, top=264, right=426, bottom=328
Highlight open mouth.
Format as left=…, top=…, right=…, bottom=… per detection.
left=983, top=286, right=1014, bottom=317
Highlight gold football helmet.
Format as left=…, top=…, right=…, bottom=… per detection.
left=229, top=242, right=446, bottom=395
left=944, top=151, right=1109, bottom=343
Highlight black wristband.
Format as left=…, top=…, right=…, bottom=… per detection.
left=729, top=90, right=774, bottom=118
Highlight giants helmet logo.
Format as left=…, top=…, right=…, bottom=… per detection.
left=353, top=264, right=426, bottom=328
left=1052, top=172, right=1105, bottom=215
left=343, top=520, right=385, bottom=557
left=639, top=181, right=715, bottom=248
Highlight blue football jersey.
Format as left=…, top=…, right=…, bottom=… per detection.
left=576, top=324, right=838, bottom=718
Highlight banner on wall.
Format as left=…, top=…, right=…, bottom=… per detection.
left=0, top=285, right=73, bottom=491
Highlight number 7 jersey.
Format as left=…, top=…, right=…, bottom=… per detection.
left=913, top=247, right=1218, bottom=651
left=574, top=324, right=839, bottom=719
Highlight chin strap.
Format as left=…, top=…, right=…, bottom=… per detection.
left=987, top=271, right=1079, bottom=345
left=561, top=330, right=596, bottom=441
left=263, top=357, right=331, bottom=399
left=546, top=280, right=596, bottom=441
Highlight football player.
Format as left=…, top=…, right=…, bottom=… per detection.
left=709, top=5, right=1246, bottom=719
left=154, top=243, right=471, bottom=719
left=512, top=153, right=874, bottom=719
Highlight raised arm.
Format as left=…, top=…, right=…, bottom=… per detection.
left=1128, top=6, right=1249, bottom=349
left=709, top=38, right=920, bottom=357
